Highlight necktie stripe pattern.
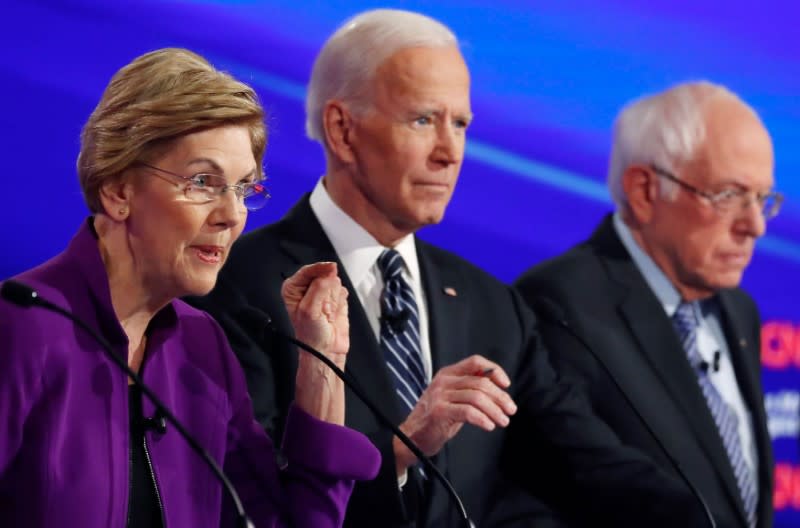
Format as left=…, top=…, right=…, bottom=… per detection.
left=672, top=302, right=758, bottom=527
left=378, top=249, right=427, bottom=414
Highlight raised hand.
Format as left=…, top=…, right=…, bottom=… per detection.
left=282, top=262, right=349, bottom=424
left=392, top=355, right=517, bottom=474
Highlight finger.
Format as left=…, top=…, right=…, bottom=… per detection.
left=448, top=402, right=498, bottom=431
left=449, top=375, right=518, bottom=415
left=462, top=355, right=511, bottom=388
left=333, top=286, right=349, bottom=326
left=297, top=275, right=342, bottom=319
left=435, top=355, right=512, bottom=390
left=447, top=388, right=513, bottom=427
left=283, top=262, right=338, bottom=296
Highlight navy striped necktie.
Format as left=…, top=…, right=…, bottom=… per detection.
left=672, top=301, right=757, bottom=527
left=377, top=249, right=427, bottom=415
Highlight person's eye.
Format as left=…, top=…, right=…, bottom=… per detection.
left=414, top=115, right=433, bottom=126
left=189, top=174, right=211, bottom=188
left=713, top=189, right=741, bottom=204
left=453, top=118, right=470, bottom=130
left=190, top=174, right=227, bottom=190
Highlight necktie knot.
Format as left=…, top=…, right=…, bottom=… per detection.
left=672, top=301, right=699, bottom=333
left=378, top=248, right=405, bottom=282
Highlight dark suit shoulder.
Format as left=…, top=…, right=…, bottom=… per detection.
left=515, top=238, right=612, bottom=304
left=417, top=238, right=517, bottom=294
left=721, top=286, right=758, bottom=314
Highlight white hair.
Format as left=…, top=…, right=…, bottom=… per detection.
left=305, top=8, right=457, bottom=145
left=607, top=81, right=744, bottom=209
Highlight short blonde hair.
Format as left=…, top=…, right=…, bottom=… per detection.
left=77, top=48, right=266, bottom=213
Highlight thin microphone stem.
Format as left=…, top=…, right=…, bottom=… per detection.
left=274, top=328, right=472, bottom=527
left=2, top=281, right=253, bottom=528
left=534, top=298, right=716, bottom=528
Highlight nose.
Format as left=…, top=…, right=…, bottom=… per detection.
left=734, top=195, right=766, bottom=238
left=432, top=121, right=462, bottom=167
left=210, top=188, right=245, bottom=229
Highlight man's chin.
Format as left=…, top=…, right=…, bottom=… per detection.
left=420, top=207, right=449, bottom=226
left=709, top=269, right=745, bottom=291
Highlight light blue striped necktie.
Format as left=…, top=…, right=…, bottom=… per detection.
left=377, top=249, right=427, bottom=415
left=672, top=301, right=758, bottom=527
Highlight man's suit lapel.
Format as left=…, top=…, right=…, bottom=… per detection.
left=592, top=217, right=749, bottom=525
left=416, top=240, right=468, bottom=373
left=416, top=239, right=470, bottom=524
left=277, top=195, right=404, bottom=425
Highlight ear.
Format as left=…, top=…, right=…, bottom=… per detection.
left=621, top=165, right=658, bottom=224
left=98, top=177, right=134, bottom=222
left=322, top=100, right=357, bottom=164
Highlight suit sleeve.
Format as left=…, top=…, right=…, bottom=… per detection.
left=503, top=288, right=714, bottom=528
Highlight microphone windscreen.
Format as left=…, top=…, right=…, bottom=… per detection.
left=0, top=280, right=40, bottom=307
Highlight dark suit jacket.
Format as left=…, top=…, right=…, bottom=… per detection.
left=190, top=196, right=719, bottom=528
left=515, top=214, right=774, bottom=528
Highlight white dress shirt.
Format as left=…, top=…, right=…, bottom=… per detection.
left=309, top=178, right=433, bottom=381
left=310, top=178, right=435, bottom=488
left=613, top=212, right=759, bottom=483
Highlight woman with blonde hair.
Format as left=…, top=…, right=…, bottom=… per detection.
left=0, top=48, right=379, bottom=527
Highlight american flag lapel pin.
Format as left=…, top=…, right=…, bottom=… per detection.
left=443, top=286, right=457, bottom=297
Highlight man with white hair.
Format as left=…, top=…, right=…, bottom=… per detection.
left=516, top=81, right=779, bottom=528
left=194, top=11, right=720, bottom=527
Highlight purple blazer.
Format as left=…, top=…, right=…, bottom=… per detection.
left=0, top=219, right=380, bottom=527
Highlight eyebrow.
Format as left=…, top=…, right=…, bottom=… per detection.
left=412, top=109, right=474, bottom=122
left=711, top=178, right=774, bottom=192
left=186, top=157, right=224, bottom=172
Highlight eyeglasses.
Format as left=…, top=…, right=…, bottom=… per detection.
left=650, top=165, right=783, bottom=220
left=136, top=162, right=270, bottom=211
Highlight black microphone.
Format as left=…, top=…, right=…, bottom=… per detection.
left=237, top=306, right=473, bottom=528
left=143, top=411, right=168, bottom=435
left=532, top=296, right=717, bottom=528
left=699, top=351, right=721, bottom=374
left=381, top=308, right=410, bottom=333
left=0, top=280, right=254, bottom=528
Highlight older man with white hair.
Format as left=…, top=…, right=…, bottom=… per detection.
left=516, top=81, right=779, bottom=528
left=194, top=11, right=723, bottom=528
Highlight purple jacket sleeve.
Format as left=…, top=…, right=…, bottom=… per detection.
left=0, top=302, right=45, bottom=475
left=216, top=317, right=381, bottom=528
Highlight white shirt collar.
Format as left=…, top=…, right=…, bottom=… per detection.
left=309, top=178, right=420, bottom=284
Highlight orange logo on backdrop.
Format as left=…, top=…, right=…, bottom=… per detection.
left=762, top=322, right=800, bottom=369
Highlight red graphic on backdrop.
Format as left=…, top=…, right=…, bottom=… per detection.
left=762, top=322, right=800, bottom=370
left=775, top=463, right=800, bottom=511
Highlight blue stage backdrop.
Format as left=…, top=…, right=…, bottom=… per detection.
left=3, top=1, right=799, bottom=522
